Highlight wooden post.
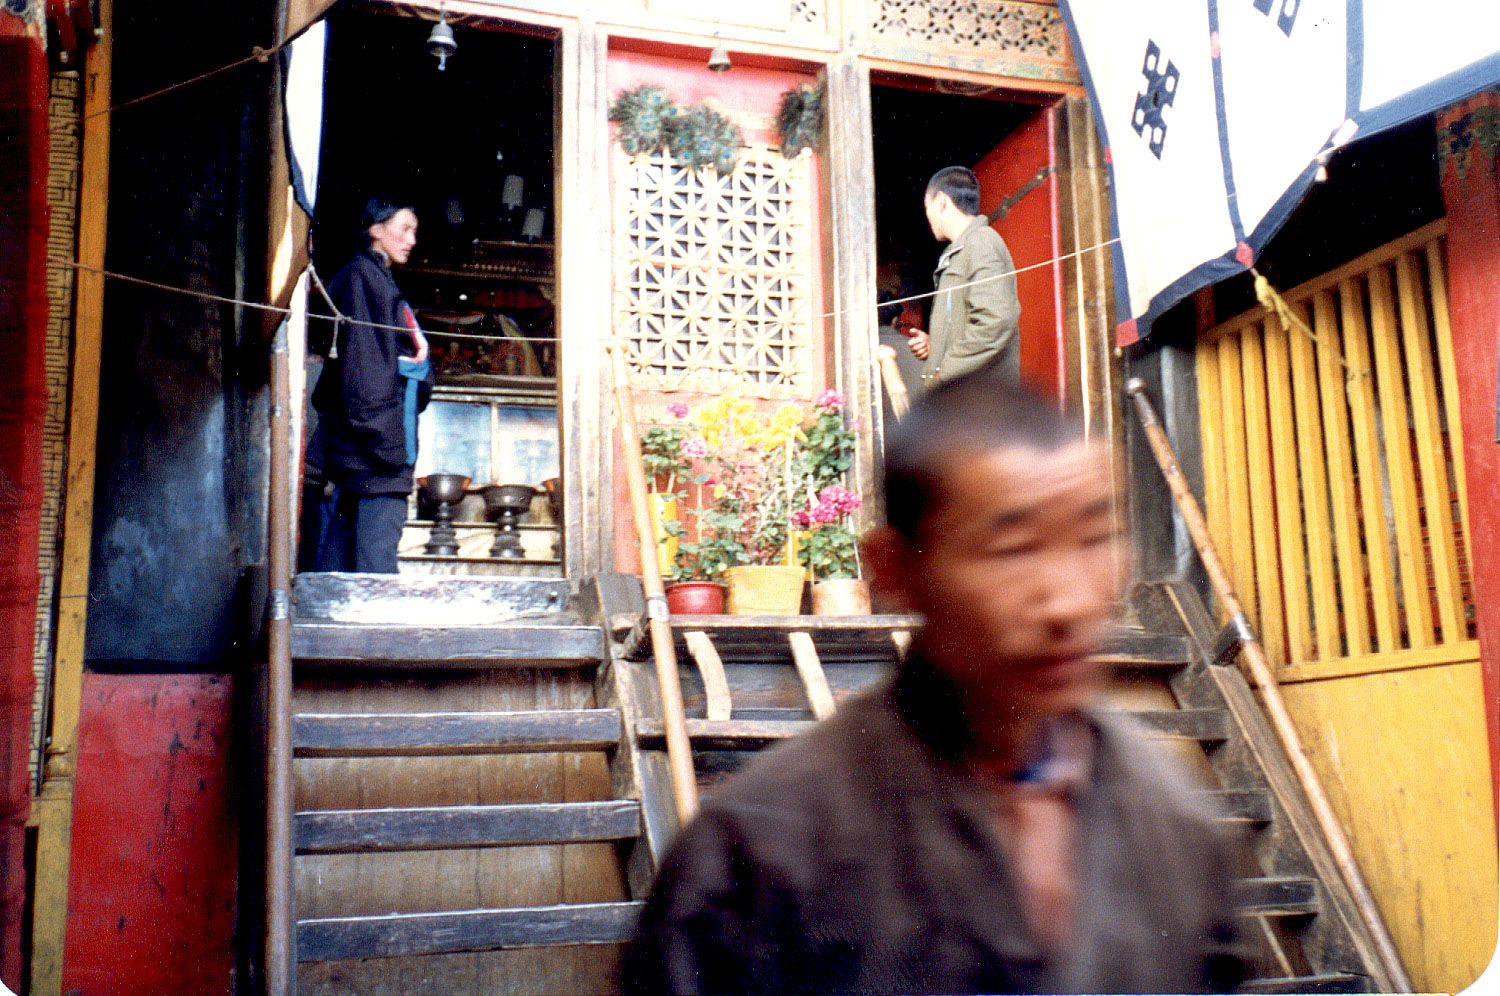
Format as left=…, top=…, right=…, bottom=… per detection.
left=1125, top=378, right=1413, bottom=995
left=606, top=341, right=698, bottom=824
left=266, top=327, right=295, bottom=995
left=1435, top=93, right=1500, bottom=827
left=30, top=0, right=111, bottom=989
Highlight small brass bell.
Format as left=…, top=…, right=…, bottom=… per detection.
left=427, top=15, right=457, bottom=71
left=707, top=37, right=732, bottom=73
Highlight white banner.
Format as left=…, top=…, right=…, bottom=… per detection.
left=283, top=19, right=327, bottom=217
left=1058, top=0, right=1500, bottom=342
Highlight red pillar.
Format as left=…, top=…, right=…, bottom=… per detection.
left=1436, top=91, right=1500, bottom=825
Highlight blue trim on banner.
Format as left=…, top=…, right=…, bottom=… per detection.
left=1206, top=0, right=1246, bottom=244
left=1352, top=51, right=1500, bottom=139
left=1245, top=157, right=1323, bottom=254
left=1057, top=1, right=1137, bottom=333
left=1133, top=247, right=1248, bottom=334
left=1345, top=0, right=1364, bottom=118
left=281, top=44, right=316, bottom=218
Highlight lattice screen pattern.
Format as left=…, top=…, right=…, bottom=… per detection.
left=614, top=145, right=815, bottom=399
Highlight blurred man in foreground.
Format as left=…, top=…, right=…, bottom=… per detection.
left=620, top=368, right=1247, bottom=994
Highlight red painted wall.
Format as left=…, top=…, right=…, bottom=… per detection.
left=0, top=30, right=47, bottom=990
left=1436, top=95, right=1500, bottom=824
left=62, top=673, right=239, bottom=996
left=606, top=44, right=827, bottom=575
left=973, top=102, right=1065, bottom=402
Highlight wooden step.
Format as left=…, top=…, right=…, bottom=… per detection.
left=290, top=621, right=605, bottom=667
left=1095, top=628, right=1193, bottom=668
left=294, top=573, right=574, bottom=625
left=1239, top=974, right=1371, bottom=993
left=1202, top=788, right=1273, bottom=826
left=297, top=900, right=644, bottom=961
left=636, top=717, right=815, bottom=750
left=645, top=616, right=919, bottom=663
left=1233, top=876, right=1320, bottom=916
left=292, top=709, right=621, bottom=757
left=1121, top=708, right=1230, bottom=742
left=294, top=801, right=641, bottom=854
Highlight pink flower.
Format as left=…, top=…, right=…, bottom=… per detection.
left=817, top=484, right=861, bottom=515
left=815, top=389, right=845, bottom=412
left=810, top=502, right=840, bottom=524
left=667, top=402, right=690, bottom=418
left=681, top=436, right=708, bottom=459
left=790, top=510, right=811, bottom=528
left=851, top=416, right=863, bottom=431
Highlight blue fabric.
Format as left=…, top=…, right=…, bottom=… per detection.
left=397, top=355, right=430, bottom=466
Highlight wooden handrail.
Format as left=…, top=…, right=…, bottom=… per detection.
left=266, top=324, right=295, bottom=994
left=1124, top=378, right=1412, bottom=993
left=606, top=340, right=700, bottom=825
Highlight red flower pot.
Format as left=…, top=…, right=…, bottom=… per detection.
left=664, top=581, right=727, bottom=615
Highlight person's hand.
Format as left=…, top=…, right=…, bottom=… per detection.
left=908, top=330, right=930, bottom=361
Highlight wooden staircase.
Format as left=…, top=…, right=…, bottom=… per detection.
left=272, top=571, right=1400, bottom=994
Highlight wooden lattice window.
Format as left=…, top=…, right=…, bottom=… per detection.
left=614, top=144, right=815, bottom=399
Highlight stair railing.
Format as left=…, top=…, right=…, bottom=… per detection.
left=606, top=339, right=700, bottom=824
left=267, top=324, right=296, bottom=994
left=1124, top=377, right=1412, bottom=994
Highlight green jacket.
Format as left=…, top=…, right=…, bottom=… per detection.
left=924, top=216, right=1021, bottom=387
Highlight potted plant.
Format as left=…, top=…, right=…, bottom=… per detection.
left=794, top=391, right=870, bottom=614
left=639, top=403, right=695, bottom=577
left=662, top=507, right=742, bottom=615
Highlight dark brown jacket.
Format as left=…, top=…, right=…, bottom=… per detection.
left=620, top=659, right=1247, bottom=994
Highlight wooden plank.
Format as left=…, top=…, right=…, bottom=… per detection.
left=1119, top=708, right=1229, bottom=742
left=1234, top=876, right=1320, bottom=917
left=1239, top=974, right=1370, bottom=994
left=787, top=631, right=838, bottom=720
left=636, top=717, right=815, bottom=750
left=1218, top=334, right=1257, bottom=612
left=1313, top=288, right=1369, bottom=657
left=1425, top=238, right=1473, bottom=571
left=1096, top=629, right=1192, bottom=665
left=290, top=622, right=605, bottom=666
left=1241, top=324, right=1287, bottom=665
left=1339, top=277, right=1400, bottom=653
left=295, top=801, right=641, bottom=854
left=653, top=614, right=919, bottom=663
left=1369, top=264, right=1434, bottom=648
left=1288, top=300, right=1340, bottom=662
left=1272, top=639, right=1480, bottom=685
left=1204, top=219, right=1448, bottom=342
left=298, top=901, right=644, bottom=962
left=1395, top=251, right=1466, bottom=644
left=292, top=709, right=622, bottom=757
left=683, top=631, right=732, bottom=722
left=1264, top=315, right=1312, bottom=665
left=1204, top=787, right=1273, bottom=825
left=293, top=573, right=573, bottom=623
left=1196, top=339, right=1228, bottom=618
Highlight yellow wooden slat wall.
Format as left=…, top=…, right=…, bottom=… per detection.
left=1194, top=228, right=1472, bottom=668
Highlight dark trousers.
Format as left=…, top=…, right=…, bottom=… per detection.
left=314, top=486, right=408, bottom=573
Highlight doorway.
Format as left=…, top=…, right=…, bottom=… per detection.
left=869, top=76, right=1062, bottom=398
left=311, top=8, right=565, bottom=576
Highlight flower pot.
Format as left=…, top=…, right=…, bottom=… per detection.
left=664, top=581, right=726, bottom=615
left=724, top=565, right=806, bottom=616
left=811, top=578, right=871, bottom=616
left=647, top=492, right=679, bottom=577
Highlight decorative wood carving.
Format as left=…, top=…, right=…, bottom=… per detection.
left=613, top=145, right=816, bottom=399
left=868, top=0, right=1066, bottom=60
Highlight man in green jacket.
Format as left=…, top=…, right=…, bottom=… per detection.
left=908, top=166, right=1021, bottom=388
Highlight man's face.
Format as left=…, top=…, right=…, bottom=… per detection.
left=369, top=208, right=419, bottom=265
left=923, top=191, right=947, bottom=241
left=873, top=442, right=1126, bottom=718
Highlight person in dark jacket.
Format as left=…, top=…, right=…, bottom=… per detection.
left=620, top=369, right=1248, bottom=995
left=309, top=198, right=433, bottom=573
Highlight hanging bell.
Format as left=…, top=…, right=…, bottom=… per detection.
left=427, top=16, right=457, bottom=72
left=707, top=39, right=732, bottom=73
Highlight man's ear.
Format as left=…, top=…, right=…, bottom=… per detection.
left=861, top=525, right=916, bottom=613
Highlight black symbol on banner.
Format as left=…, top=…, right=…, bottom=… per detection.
left=1253, top=0, right=1300, bottom=36
left=1132, top=40, right=1179, bottom=159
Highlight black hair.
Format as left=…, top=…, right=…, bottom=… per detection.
left=882, top=364, right=1083, bottom=542
left=925, top=166, right=982, bottom=216
left=877, top=290, right=901, bottom=327
left=358, top=196, right=416, bottom=247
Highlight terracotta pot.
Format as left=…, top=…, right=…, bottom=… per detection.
left=724, top=565, right=806, bottom=616
left=664, top=581, right=726, bottom=615
left=647, top=492, right=679, bottom=577
left=811, top=578, right=871, bottom=616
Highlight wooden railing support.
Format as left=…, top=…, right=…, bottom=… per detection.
left=266, top=324, right=296, bottom=995
left=606, top=341, right=699, bottom=824
left=1124, top=377, right=1412, bottom=994
left=876, top=344, right=910, bottom=421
